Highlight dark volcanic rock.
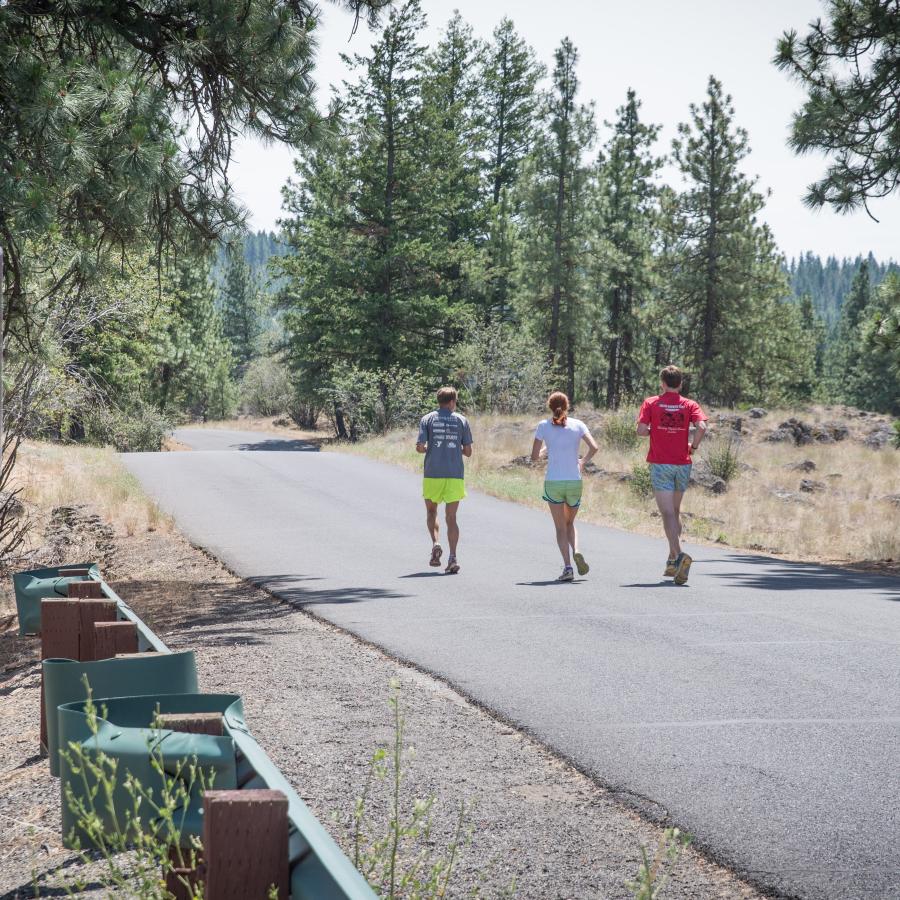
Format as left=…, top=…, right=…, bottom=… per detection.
left=799, top=479, right=827, bottom=493
left=785, top=460, right=817, bottom=473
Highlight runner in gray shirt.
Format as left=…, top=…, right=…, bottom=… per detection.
left=416, top=386, right=473, bottom=573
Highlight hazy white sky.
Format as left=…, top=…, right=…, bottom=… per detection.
left=227, top=0, right=899, bottom=261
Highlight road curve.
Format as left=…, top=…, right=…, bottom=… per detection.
left=123, top=428, right=900, bottom=900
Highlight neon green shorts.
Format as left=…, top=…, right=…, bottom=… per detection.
left=423, top=478, right=467, bottom=504
left=543, top=479, right=583, bottom=507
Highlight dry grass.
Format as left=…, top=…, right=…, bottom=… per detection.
left=14, top=440, right=172, bottom=540
left=339, top=408, right=900, bottom=567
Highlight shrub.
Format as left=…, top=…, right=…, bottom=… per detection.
left=704, top=434, right=742, bottom=482
left=455, top=323, right=552, bottom=414
left=85, top=398, right=170, bottom=452
left=892, top=420, right=900, bottom=449
left=629, top=463, right=653, bottom=499
left=240, top=356, right=293, bottom=416
left=327, top=365, right=433, bottom=441
left=603, top=410, right=640, bottom=451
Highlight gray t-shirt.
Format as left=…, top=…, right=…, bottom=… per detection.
left=417, top=409, right=473, bottom=479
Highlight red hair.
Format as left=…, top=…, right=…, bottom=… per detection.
left=548, top=391, right=569, bottom=427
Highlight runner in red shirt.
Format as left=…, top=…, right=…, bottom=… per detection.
left=636, top=365, right=708, bottom=584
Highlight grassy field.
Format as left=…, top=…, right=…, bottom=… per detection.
left=338, top=406, right=900, bottom=568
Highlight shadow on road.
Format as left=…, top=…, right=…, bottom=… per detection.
left=516, top=579, right=586, bottom=586
left=706, top=553, right=900, bottom=600
left=621, top=581, right=680, bottom=588
left=249, top=573, right=409, bottom=606
left=235, top=438, right=321, bottom=451
left=399, top=572, right=445, bottom=578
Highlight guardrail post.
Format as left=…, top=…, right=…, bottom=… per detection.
left=68, top=580, right=105, bottom=599
left=202, top=790, right=289, bottom=899
left=93, top=621, right=138, bottom=660
left=77, top=600, right=117, bottom=661
left=40, top=600, right=81, bottom=752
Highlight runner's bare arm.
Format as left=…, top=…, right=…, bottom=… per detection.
left=579, top=431, right=599, bottom=472
left=463, top=444, right=473, bottom=458
left=689, top=420, right=708, bottom=453
left=636, top=422, right=650, bottom=436
left=530, top=438, right=543, bottom=463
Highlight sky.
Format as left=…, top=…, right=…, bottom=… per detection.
left=227, top=0, right=899, bottom=262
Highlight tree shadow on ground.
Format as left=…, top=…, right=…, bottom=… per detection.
left=247, top=573, right=408, bottom=607
left=703, top=554, right=900, bottom=600
left=234, top=438, right=321, bottom=451
left=110, top=578, right=300, bottom=646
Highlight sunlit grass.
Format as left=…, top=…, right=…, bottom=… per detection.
left=14, top=441, right=172, bottom=538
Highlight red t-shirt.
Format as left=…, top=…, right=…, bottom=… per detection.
left=637, top=393, right=707, bottom=465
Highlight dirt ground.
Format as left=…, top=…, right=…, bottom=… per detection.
left=0, top=467, right=766, bottom=898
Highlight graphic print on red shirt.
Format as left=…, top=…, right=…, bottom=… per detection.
left=637, top=393, right=707, bottom=465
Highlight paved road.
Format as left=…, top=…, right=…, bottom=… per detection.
left=124, top=429, right=900, bottom=900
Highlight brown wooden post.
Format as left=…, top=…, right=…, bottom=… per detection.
left=161, top=712, right=225, bottom=897
left=40, top=599, right=82, bottom=752
left=93, top=620, right=138, bottom=660
left=166, top=844, right=205, bottom=900
left=77, top=600, right=117, bottom=662
left=58, top=567, right=91, bottom=577
left=67, top=580, right=105, bottom=599
left=202, top=790, right=289, bottom=900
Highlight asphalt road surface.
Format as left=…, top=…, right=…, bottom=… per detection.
left=124, top=428, right=900, bottom=900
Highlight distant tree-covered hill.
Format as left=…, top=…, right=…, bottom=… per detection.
left=212, top=230, right=288, bottom=293
left=788, top=253, right=899, bottom=327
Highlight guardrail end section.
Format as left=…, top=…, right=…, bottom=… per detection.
left=203, top=789, right=289, bottom=899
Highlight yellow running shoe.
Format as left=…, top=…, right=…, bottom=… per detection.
left=664, top=558, right=677, bottom=577
left=573, top=552, right=589, bottom=576
left=674, top=553, right=693, bottom=585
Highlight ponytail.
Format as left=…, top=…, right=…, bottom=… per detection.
left=548, top=391, right=569, bottom=427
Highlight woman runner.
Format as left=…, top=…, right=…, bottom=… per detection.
left=531, top=392, right=599, bottom=582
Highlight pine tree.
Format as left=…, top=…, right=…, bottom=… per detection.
left=595, top=90, right=662, bottom=408
left=154, top=255, right=235, bottom=421
left=825, top=261, right=871, bottom=394
left=220, top=243, right=264, bottom=375
left=418, top=13, right=487, bottom=326
left=480, top=18, right=543, bottom=321
left=668, top=76, right=787, bottom=404
left=516, top=38, right=595, bottom=400
left=775, top=0, right=900, bottom=212
left=279, top=0, right=459, bottom=419
left=798, top=292, right=827, bottom=386
left=483, top=18, right=543, bottom=207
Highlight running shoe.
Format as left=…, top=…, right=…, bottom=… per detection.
left=573, top=552, right=589, bottom=576
left=673, top=553, right=693, bottom=585
left=445, top=556, right=460, bottom=575
left=664, top=558, right=677, bottom=577
left=557, top=566, right=575, bottom=582
left=429, top=545, right=443, bottom=567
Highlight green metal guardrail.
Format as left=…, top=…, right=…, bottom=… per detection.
left=14, top=563, right=167, bottom=652
left=44, top=652, right=199, bottom=775
left=57, top=693, right=376, bottom=899
left=16, top=564, right=378, bottom=899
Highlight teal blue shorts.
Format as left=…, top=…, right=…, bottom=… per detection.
left=649, top=463, right=691, bottom=492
